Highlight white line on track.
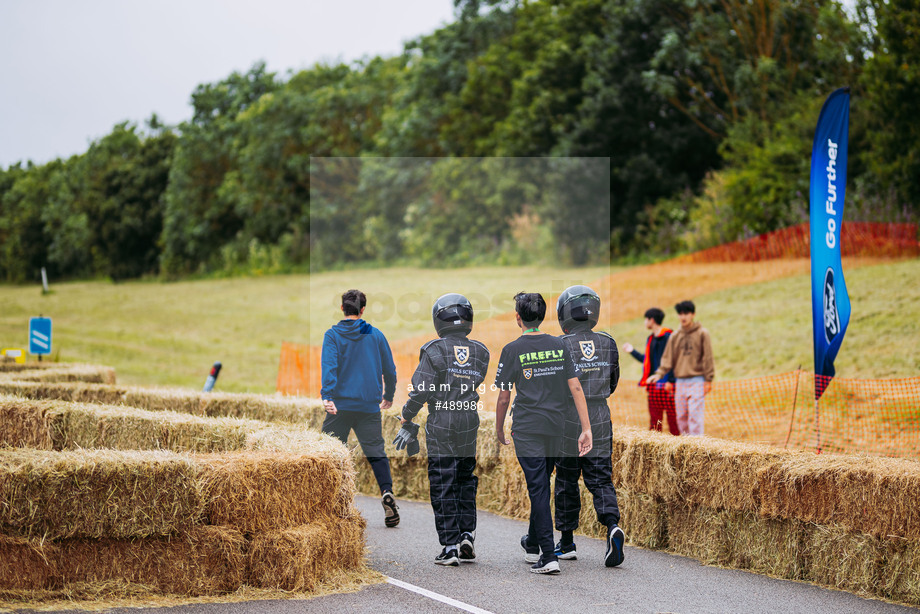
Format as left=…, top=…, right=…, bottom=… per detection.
left=385, top=576, right=496, bottom=614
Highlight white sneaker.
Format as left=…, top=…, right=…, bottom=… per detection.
left=530, top=556, right=561, bottom=574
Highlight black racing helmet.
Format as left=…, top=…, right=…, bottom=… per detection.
left=556, top=285, right=601, bottom=333
left=432, top=293, right=474, bottom=337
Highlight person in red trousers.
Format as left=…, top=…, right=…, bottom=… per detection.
left=622, top=307, right=679, bottom=435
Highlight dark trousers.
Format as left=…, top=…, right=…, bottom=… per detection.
left=554, top=402, right=621, bottom=531
left=514, top=431, right=560, bottom=560
left=426, top=411, right=479, bottom=547
left=322, top=410, right=393, bottom=495
left=648, top=384, right=680, bottom=435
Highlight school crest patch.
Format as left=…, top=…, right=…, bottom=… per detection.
left=579, top=340, right=596, bottom=360
left=523, top=368, right=533, bottom=380
left=454, top=346, right=470, bottom=365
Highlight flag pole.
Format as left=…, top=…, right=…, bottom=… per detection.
left=783, top=366, right=802, bottom=449
left=815, top=397, right=821, bottom=454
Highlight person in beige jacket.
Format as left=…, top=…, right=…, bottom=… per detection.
left=646, top=300, right=714, bottom=435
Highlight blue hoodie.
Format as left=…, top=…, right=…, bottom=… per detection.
left=321, top=319, right=397, bottom=412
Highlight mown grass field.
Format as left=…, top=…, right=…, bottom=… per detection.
left=0, top=265, right=610, bottom=393
left=1, top=259, right=917, bottom=392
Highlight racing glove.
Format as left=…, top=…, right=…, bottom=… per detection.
left=393, top=421, right=421, bottom=456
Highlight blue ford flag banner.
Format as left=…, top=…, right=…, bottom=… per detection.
left=810, top=87, right=851, bottom=400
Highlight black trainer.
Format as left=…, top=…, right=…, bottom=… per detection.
left=382, top=492, right=400, bottom=528
left=435, top=547, right=459, bottom=566
left=530, top=555, right=561, bottom=575
left=554, top=540, right=577, bottom=560
left=605, top=525, right=625, bottom=567
left=520, top=534, right=540, bottom=563
left=459, top=532, right=475, bottom=561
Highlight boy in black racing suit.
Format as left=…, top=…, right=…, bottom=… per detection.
left=401, top=293, right=490, bottom=566
left=554, top=285, right=625, bottom=567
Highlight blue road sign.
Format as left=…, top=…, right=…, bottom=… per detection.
left=29, top=317, right=52, bottom=355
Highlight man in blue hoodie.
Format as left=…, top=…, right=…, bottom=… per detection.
left=321, top=289, right=400, bottom=527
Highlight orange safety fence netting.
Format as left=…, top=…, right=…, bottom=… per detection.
left=278, top=342, right=920, bottom=461
left=610, top=371, right=920, bottom=459
left=675, top=222, right=919, bottom=263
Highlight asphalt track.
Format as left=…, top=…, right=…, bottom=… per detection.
left=34, top=495, right=919, bottom=614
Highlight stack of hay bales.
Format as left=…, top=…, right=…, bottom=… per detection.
left=0, top=447, right=364, bottom=597
left=0, top=449, right=240, bottom=595
left=0, top=365, right=366, bottom=602
left=0, top=379, right=324, bottom=424
left=6, top=365, right=919, bottom=605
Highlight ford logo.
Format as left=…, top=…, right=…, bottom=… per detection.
left=823, top=267, right=840, bottom=343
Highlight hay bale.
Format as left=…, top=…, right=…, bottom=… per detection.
left=122, top=388, right=323, bottom=424
left=247, top=519, right=365, bottom=591
left=51, top=382, right=127, bottom=404
left=667, top=504, right=805, bottom=580
left=616, top=427, right=684, bottom=502
left=0, top=580, right=167, bottom=604
left=244, top=427, right=361, bottom=519
left=333, top=459, right=361, bottom=519
left=881, top=538, right=920, bottom=604
left=49, top=402, right=261, bottom=453
left=0, top=380, right=128, bottom=404
left=244, top=424, right=345, bottom=453
left=666, top=504, right=729, bottom=565
left=617, top=488, right=669, bottom=549
left=123, top=387, right=208, bottom=416
left=12, top=365, right=116, bottom=385
left=720, top=512, right=805, bottom=580
left=198, top=451, right=345, bottom=533
left=198, top=392, right=322, bottom=425
left=801, top=523, right=883, bottom=597
left=0, top=449, right=205, bottom=539
left=0, top=527, right=244, bottom=596
left=57, top=525, right=245, bottom=596
left=758, top=453, right=920, bottom=540
left=0, top=395, right=269, bottom=453
left=0, top=396, right=54, bottom=449
left=0, top=535, right=60, bottom=590
left=608, top=428, right=793, bottom=512
left=674, top=437, right=795, bottom=512
left=610, top=430, right=633, bottom=489
left=0, top=361, right=60, bottom=373
left=475, top=412, right=502, bottom=471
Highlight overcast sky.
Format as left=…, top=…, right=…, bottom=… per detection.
left=0, top=0, right=455, bottom=168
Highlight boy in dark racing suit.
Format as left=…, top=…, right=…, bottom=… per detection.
left=400, top=293, right=490, bottom=566
left=554, top=285, right=625, bottom=567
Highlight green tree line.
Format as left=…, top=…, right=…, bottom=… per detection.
left=1, top=0, right=917, bottom=282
